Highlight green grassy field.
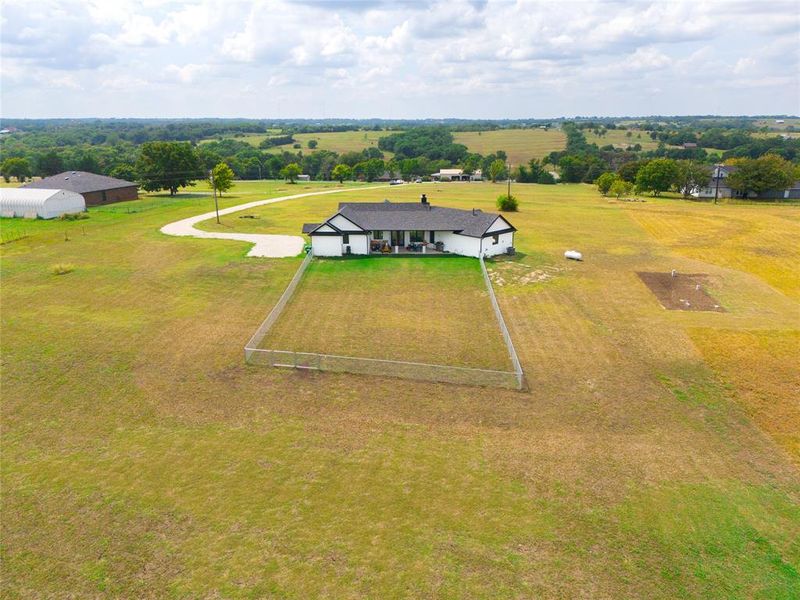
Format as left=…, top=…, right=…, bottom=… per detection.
left=584, top=128, right=663, bottom=150
left=452, top=128, right=566, bottom=165
left=2, top=181, right=799, bottom=597
left=260, top=257, right=511, bottom=370
left=202, top=128, right=567, bottom=165
left=204, top=130, right=401, bottom=156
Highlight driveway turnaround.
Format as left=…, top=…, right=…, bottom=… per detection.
left=160, top=185, right=386, bottom=258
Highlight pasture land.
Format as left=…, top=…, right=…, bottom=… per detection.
left=205, top=128, right=566, bottom=165
left=584, top=128, right=663, bottom=150
left=205, top=129, right=401, bottom=156
left=452, top=128, right=566, bottom=164
left=754, top=117, right=800, bottom=131
left=2, top=180, right=799, bottom=598
left=259, top=257, right=511, bottom=371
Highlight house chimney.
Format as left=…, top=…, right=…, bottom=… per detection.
left=472, top=207, right=476, bottom=215
left=420, top=193, right=428, bottom=205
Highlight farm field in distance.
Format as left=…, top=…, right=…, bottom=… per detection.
left=2, top=180, right=799, bottom=597
left=204, top=129, right=402, bottom=156
left=202, top=127, right=570, bottom=166
left=260, top=257, right=512, bottom=371
left=584, top=128, right=663, bottom=150
left=452, top=128, right=566, bottom=164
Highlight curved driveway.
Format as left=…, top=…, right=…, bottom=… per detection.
left=160, top=185, right=387, bottom=257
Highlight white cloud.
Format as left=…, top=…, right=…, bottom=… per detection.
left=1, top=0, right=797, bottom=118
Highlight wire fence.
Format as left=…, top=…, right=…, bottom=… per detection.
left=244, top=251, right=313, bottom=351
left=479, top=256, right=525, bottom=388
left=244, top=254, right=525, bottom=391
left=246, top=349, right=522, bottom=389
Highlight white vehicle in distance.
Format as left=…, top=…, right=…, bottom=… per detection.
left=390, top=179, right=405, bottom=185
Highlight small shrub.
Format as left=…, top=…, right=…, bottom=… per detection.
left=496, top=194, right=518, bottom=212
left=59, top=212, right=89, bottom=221
left=51, top=263, right=75, bottom=275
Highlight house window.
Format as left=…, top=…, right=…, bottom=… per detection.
left=410, top=230, right=424, bottom=243
left=373, top=230, right=383, bottom=239
left=343, top=233, right=350, bottom=244
left=492, top=234, right=499, bottom=245
left=429, top=231, right=435, bottom=243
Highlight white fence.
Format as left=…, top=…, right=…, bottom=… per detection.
left=244, top=254, right=525, bottom=390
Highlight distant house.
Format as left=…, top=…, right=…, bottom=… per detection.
left=375, top=171, right=393, bottom=182
left=297, top=174, right=311, bottom=182
left=691, top=165, right=741, bottom=199
left=691, top=165, right=800, bottom=200
left=775, top=119, right=785, bottom=124
left=302, top=195, right=516, bottom=258
left=23, top=171, right=138, bottom=206
left=431, top=168, right=471, bottom=182
left=682, top=142, right=698, bottom=149
left=470, top=169, right=483, bottom=181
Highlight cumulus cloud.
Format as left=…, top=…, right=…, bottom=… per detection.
left=1, top=0, right=797, bottom=117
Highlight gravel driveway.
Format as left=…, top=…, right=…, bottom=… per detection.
left=160, top=185, right=386, bottom=257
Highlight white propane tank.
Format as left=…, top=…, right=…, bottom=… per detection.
left=565, top=250, right=583, bottom=261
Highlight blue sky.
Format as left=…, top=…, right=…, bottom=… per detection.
left=2, top=0, right=798, bottom=118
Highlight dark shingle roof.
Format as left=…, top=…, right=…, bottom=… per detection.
left=333, top=201, right=512, bottom=237
left=302, top=223, right=321, bottom=233
left=23, top=171, right=137, bottom=194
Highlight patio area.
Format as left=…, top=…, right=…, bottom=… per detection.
left=369, top=240, right=447, bottom=255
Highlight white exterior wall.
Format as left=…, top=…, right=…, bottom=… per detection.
left=482, top=231, right=514, bottom=257
left=436, top=231, right=482, bottom=258
left=0, top=188, right=85, bottom=219
left=345, top=234, right=369, bottom=255
left=311, top=236, right=343, bottom=256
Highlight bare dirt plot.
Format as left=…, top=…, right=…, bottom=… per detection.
left=638, top=272, right=726, bottom=312
left=259, top=256, right=512, bottom=371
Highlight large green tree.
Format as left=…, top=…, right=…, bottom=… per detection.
left=595, top=172, right=618, bottom=195
left=135, top=142, right=202, bottom=196
left=210, top=162, right=235, bottom=195
left=280, top=162, right=302, bottom=183
left=0, top=157, right=32, bottom=182
left=488, top=159, right=507, bottom=182
left=727, top=154, right=795, bottom=196
left=673, top=160, right=711, bottom=197
left=331, top=164, right=352, bottom=183
left=635, top=158, right=680, bottom=196
left=38, top=151, right=64, bottom=176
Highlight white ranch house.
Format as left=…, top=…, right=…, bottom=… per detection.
left=431, top=168, right=482, bottom=182
left=303, top=195, right=516, bottom=258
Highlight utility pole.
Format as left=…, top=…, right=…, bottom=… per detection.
left=210, top=169, right=220, bottom=224
left=713, top=164, right=720, bottom=205
left=507, top=161, right=511, bottom=198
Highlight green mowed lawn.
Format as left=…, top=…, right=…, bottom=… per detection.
left=2, top=181, right=800, bottom=597
left=260, top=257, right=512, bottom=371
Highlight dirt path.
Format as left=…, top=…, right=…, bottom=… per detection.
left=160, top=185, right=388, bottom=257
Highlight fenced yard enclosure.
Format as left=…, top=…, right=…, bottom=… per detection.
left=245, top=255, right=524, bottom=390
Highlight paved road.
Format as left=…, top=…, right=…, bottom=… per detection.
left=160, top=185, right=387, bottom=257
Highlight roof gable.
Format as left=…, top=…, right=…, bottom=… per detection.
left=329, top=213, right=365, bottom=232
left=484, top=215, right=516, bottom=235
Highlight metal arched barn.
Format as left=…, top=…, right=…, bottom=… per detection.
left=0, top=188, right=86, bottom=219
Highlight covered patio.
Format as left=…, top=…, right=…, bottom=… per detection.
left=369, top=230, right=446, bottom=255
